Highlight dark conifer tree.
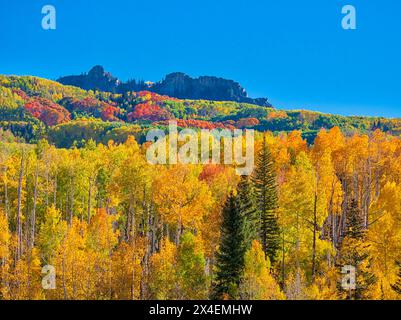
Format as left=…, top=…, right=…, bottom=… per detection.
left=236, top=175, right=258, bottom=249
left=212, top=193, right=246, bottom=299
left=344, top=198, right=365, bottom=240
left=340, top=199, right=376, bottom=300
left=252, top=135, right=280, bottom=264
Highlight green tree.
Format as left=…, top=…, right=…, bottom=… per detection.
left=239, top=240, right=285, bottom=300
left=345, top=199, right=365, bottom=240
left=253, top=135, right=280, bottom=264
left=339, top=199, right=376, bottom=300
left=236, top=175, right=258, bottom=249
left=213, top=193, right=246, bottom=300
left=176, top=232, right=209, bottom=299
left=38, top=206, right=67, bottom=264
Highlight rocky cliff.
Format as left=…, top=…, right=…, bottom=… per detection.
left=57, top=66, right=271, bottom=107
left=57, top=66, right=121, bottom=92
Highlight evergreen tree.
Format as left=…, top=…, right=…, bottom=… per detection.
left=213, top=193, right=246, bottom=299
left=252, top=135, right=280, bottom=264
left=344, top=199, right=365, bottom=239
left=236, top=175, right=258, bottom=249
left=340, top=199, right=376, bottom=299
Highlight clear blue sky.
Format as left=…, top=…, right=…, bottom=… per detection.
left=1, top=0, right=401, bottom=117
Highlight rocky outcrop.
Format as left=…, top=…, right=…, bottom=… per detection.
left=57, top=66, right=120, bottom=93
left=150, top=72, right=271, bottom=106
left=57, top=66, right=271, bottom=107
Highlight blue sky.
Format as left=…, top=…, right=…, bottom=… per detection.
left=1, top=0, right=401, bottom=117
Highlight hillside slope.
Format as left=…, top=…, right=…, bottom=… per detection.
left=1, top=74, right=400, bottom=147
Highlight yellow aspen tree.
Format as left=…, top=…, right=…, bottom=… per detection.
left=148, top=238, right=177, bottom=300
left=52, top=218, right=88, bottom=300
left=239, top=240, right=285, bottom=300
left=153, top=165, right=212, bottom=244
left=86, top=208, right=118, bottom=299
left=111, top=239, right=145, bottom=300
left=0, top=209, right=11, bottom=298
left=38, top=206, right=67, bottom=264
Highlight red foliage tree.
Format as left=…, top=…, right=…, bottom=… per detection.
left=24, top=98, right=71, bottom=126
left=156, top=119, right=235, bottom=130
left=100, top=104, right=121, bottom=122
left=135, top=91, right=180, bottom=103
left=199, top=164, right=225, bottom=183
left=128, top=103, right=172, bottom=122
left=235, top=117, right=260, bottom=128
left=65, top=97, right=121, bottom=122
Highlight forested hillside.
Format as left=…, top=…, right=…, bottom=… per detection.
left=2, top=74, right=401, bottom=300
left=2, top=74, right=401, bottom=147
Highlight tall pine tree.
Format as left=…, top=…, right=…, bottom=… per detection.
left=340, top=199, right=376, bottom=299
left=213, top=193, right=246, bottom=299
left=345, top=198, right=365, bottom=239
left=236, top=175, right=258, bottom=250
left=253, top=135, right=280, bottom=264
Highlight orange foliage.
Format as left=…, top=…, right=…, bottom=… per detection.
left=24, top=97, right=71, bottom=126
left=199, top=164, right=226, bottom=183
left=68, top=97, right=121, bottom=122
left=135, top=90, right=181, bottom=103
left=267, top=110, right=288, bottom=120
left=157, top=119, right=235, bottom=130
left=236, top=117, right=260, bottom=128
left=128, top=103, right=172, bottom=121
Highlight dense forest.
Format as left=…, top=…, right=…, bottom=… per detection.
left=2, top=74, right=401, bottom=300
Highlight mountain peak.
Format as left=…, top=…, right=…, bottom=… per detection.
left=57, top=66, right=272, bottom=107
left=58, top=65, right=119, bottom=92
left=88, top=65, right=105, bottom=76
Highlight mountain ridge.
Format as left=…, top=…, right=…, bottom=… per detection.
left=2, top=73, right=401, bottom=148
left=57, top=66, right=272, bottom=107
